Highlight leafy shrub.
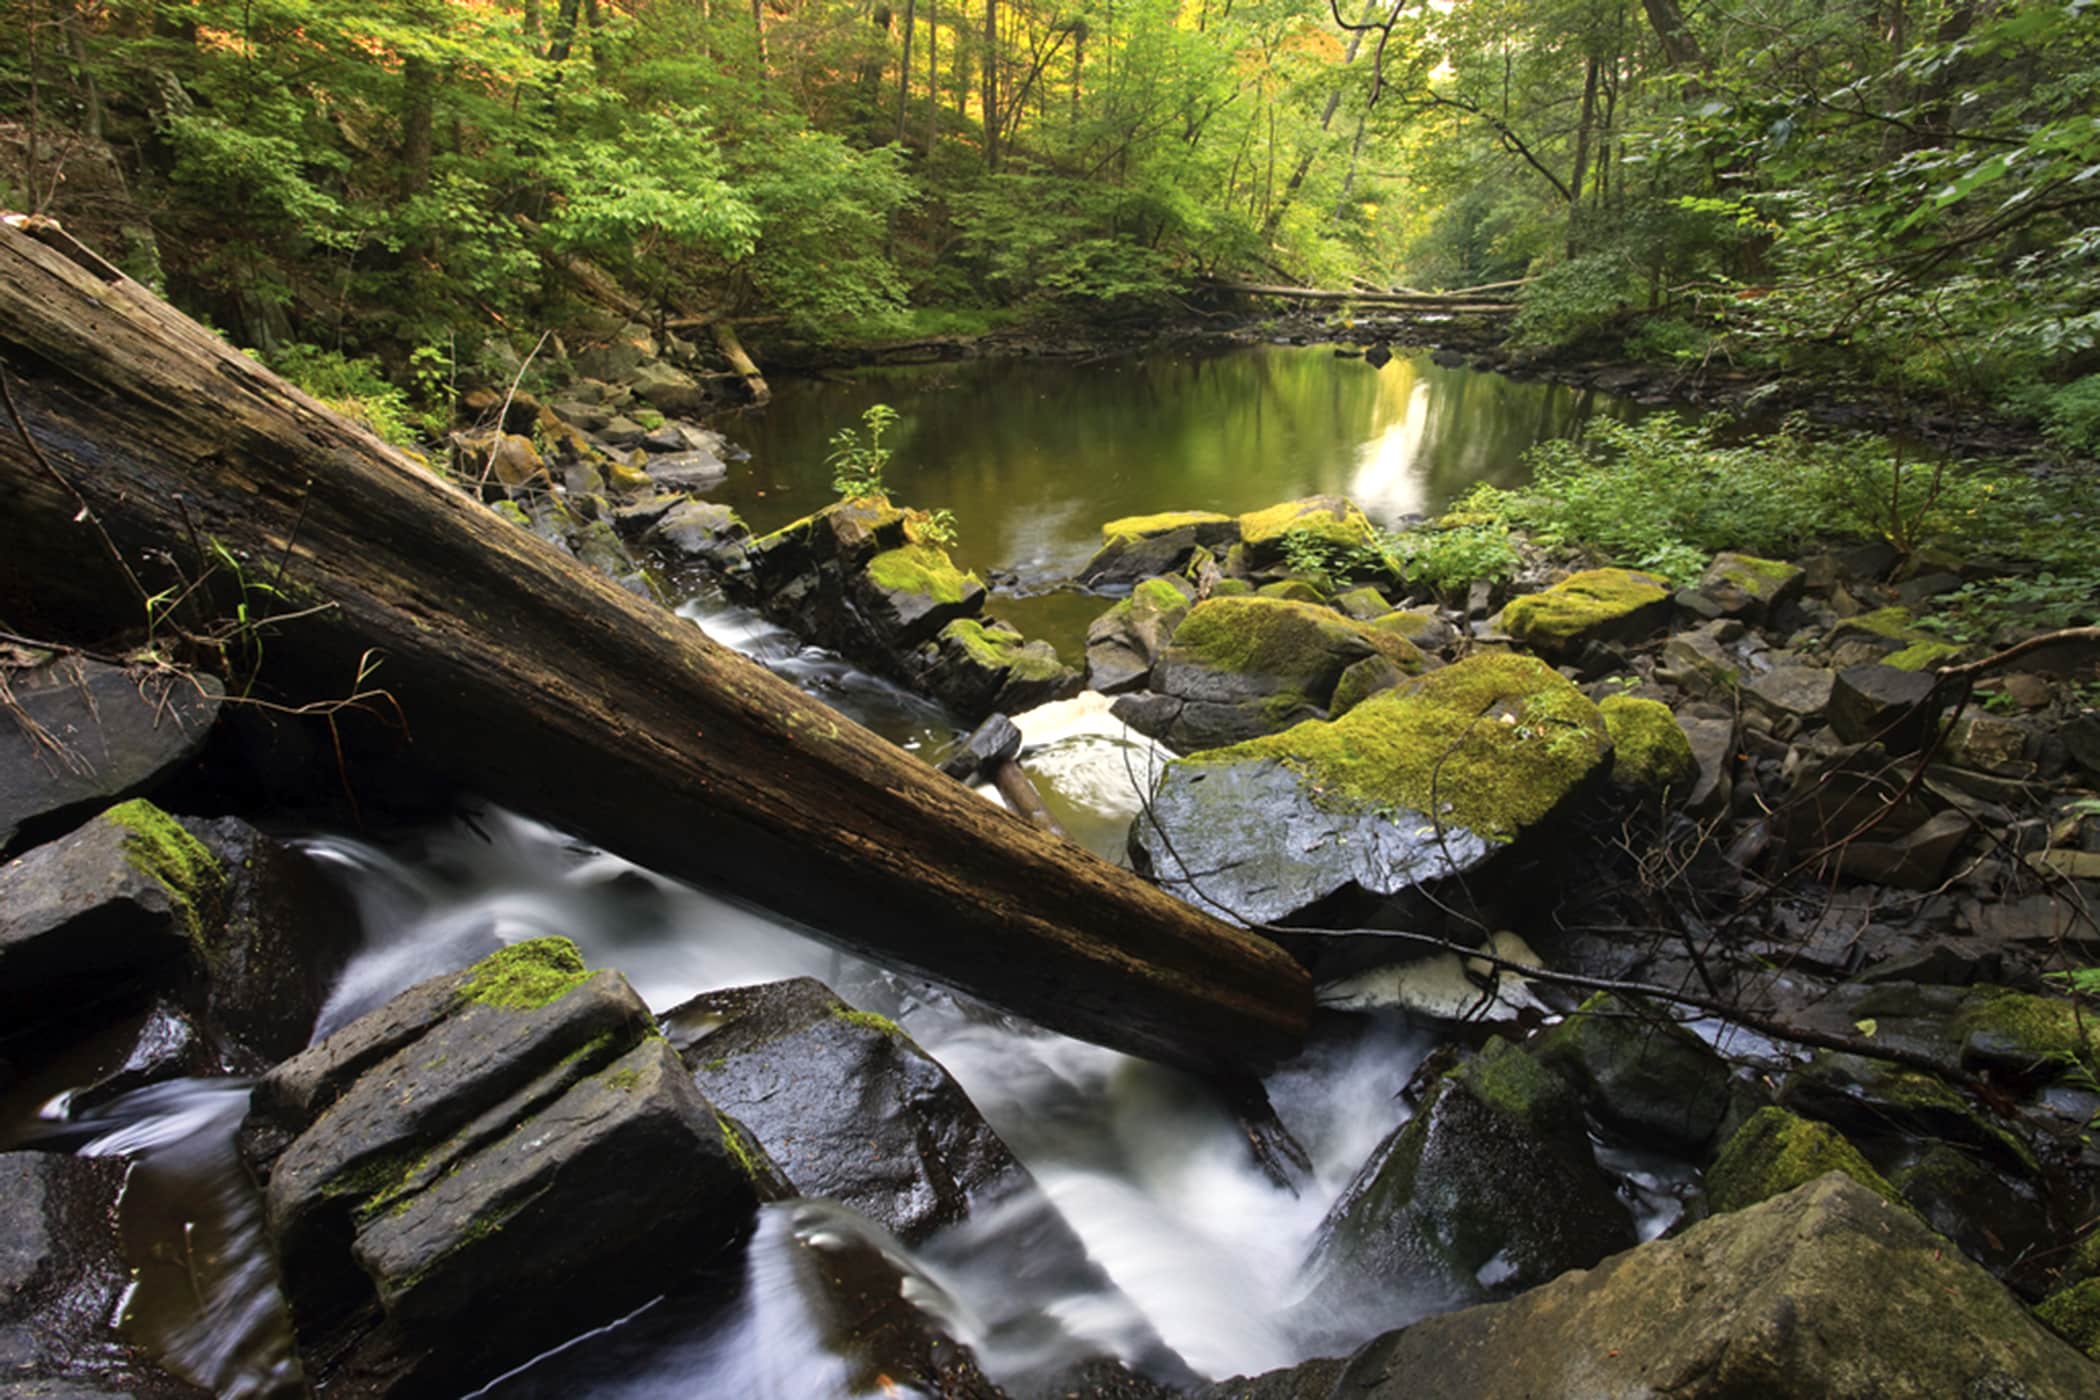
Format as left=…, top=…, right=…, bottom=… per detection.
left=1390, top=522, right=1522, bottom=599
left=1512, top=251, right=1640, bottom=346
left=269, top=345, right=424, bottom=446
left=828, top=403, right=900, bottom=500
left=2033, top=374, right=2100, bottom=455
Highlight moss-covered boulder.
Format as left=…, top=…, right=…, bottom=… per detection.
left=1137, top=595, right=1427, bottom=751
left=1330, top=654, right=1408, bottom=717
left=1076, top=510, right=1240, bottom=588
left=245, top=938, right=766, bottom=1393
left=1305, top=1037, right=1634, bottom=1314
left=1536, top=992, right=1733, bottom=1153
left=643, top=498, right=750, bottom=572
left=666, top=977, right=1037, bottom=1243
left=1371, top=609, right=1457, bottom=652
left=1332, top=585, right=1392, bottom=621
left=1257, top=578, right=1327, bottom=603
left=1131, top=653, right=1609, bottom=926
left=1599, top=694, right=1698, bottom=795
left=1692, top=552, right=1806, bottom=623
left=1705, top=1106, right=1901, bottom=1214
left=1237, top=495, right=1383, bottom=574
left=1778, top=1051, right=2038, bottom=1178
left=1226, top=1175, right=2100, bottom=1400
left=853, top=543, right=989, bottom=650
left=916, top=618, right=1082, bottom=723
left=1502, top=567, right=1673, bottom=659
left=1084, top=575, right=1195, bottom=694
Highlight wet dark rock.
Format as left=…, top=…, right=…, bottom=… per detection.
left=1534, top=993, right=1733, bottom=1154
left=938, top=713, right=1024, bottom=781
left=68, top=1001, right=217, bottom=1111
left=1778, top=1051, right=2037, bottom=1177
left=1834, top=808, right=1973, bottom=890
left=1829, top=663, right=1944, bottom=752
left=1210, top=1175, right=2100, bottom=1400
left=1077, top=513, right=1241, bottom=589
left=1656, top=620, right=1744, bottom=696
left=179, top=817, right=359, bottom=1063
left=1676, top=705, right=1736, bottom=818
left=1306, top=1038, right=1634, bottom=1315
left=1889, top=1143, right=2054, bottom=1279
left=244, top=938, right=758, bottom=1393
left=0, top=1152, right=197, bottom=1396
left=0, top=657, right=223, bottom=858
left=0, top=805, right=203, bottom=1047
left=1085, top=576, right=1195, bottom=695
left=1742, top=664, right=1835, bottom=724
left=643, top=447, right=729, bottom=492
left=645, top=498, right=751, bottom=571
left=1143, top=595, right=1424, bottom=750
left=1132, top=654, right=1607, bottom=928
left=666, top=978, right=1029, bottom=1244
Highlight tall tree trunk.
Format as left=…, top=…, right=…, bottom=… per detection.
left=925, top=0, right=939, bottom=151
left=547, top=0, right=581, bottom=61
left=1566, top=57, right=1599, bottom=256
left=750, top=0, right=767, bottom=67
left=896, top=0, right=917, bottom=142
left=62, top=0, right=103, bottom=141
left=1070, top=21, right=1083, bottom=126
left=1262, top=0, right=1377, bottom=240
left=400, top=55, right=436, bottom=199
left=1639, top=0, right=1703, bottom=72
left=0, top=221, right=1312, bottom=1078
left=982, top=0, right=999, bottom=169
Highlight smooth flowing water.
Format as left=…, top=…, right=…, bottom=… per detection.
left=6, top=348, right=1658, bottom=1397
left=713, top=344, right=1616, bottom=657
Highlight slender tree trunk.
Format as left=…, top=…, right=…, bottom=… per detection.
left=400, top=55, right=436, bottom=199
left=1566, top=57, right=1598, bottom=256
left=750, top=0, right=767, bottom=67
left=1262, top=0, right=1376, bottom=240
left=62, top=0, right=103, bottom=141
left=925, top=0, right=939, bottom=151
left=896, top=0, right=916, bottom=142
left=982, top=0, right=999, bottom=169
left=1639, top=0, right=1703, bottom=71
left=547, top=0, right=581, bottom=61
left=1070, top=21, right=1083, bottom=127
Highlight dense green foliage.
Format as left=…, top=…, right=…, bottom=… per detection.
left=2, top=0, right=2096, bottom=441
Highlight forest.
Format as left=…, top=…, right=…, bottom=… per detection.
left=4, top=0, right=2098, bottom=451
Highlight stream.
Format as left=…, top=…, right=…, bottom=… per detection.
left=9, top=345, right=1644, bottom=1397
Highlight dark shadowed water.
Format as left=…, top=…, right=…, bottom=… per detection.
left=711, top=345, right=1618, bottom=657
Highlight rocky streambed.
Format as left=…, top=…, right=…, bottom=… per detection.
left=6, top=363, right=2100, bottom=1400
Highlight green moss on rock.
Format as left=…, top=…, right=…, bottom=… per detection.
left=1886, top=640, right=1962, bottom=671
left=460, top=937, right=592, bottom=1011
left=1102, top=510, right=1235, bottom=543
left=1457, top=1036, right=1569, bottom=1131
left=1599, top=695, right=1697, bottom=793
left=1258, top=579, right=1327, bottom=603
left=1502, top=568, right=1671, bottom=654
left=832, top=1006, right=907, bottom=1038
left=104, top=799, right=223, bottom=938
left=1211, top=578, right=1253, bottom=597
left=1705, top=1107, right=1902, bottom=1214
left=1239, top=496, right=1377, bottom=549
left=1171, top=595, right=1423, bottom=682
left=2036, top=1279, right=2100, bottom=1359
left=1953, top=988, right=2100, bottom=1072
left=941, top=619, right=1068, bottom=682
left=1190, top=652, right=1605, bottom=840
left=863, top=544, right=980, bottom=604
left=1134, top=577, right=1192, bottom=613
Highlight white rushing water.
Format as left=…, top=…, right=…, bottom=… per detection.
left=27, top=590, right=1676, bottom=1397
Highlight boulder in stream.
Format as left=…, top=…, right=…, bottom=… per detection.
left=243, top=938, right=762, bottom=1393
left=1085, top=576, right=1196, bottom=695
left=1304, top=1036, right=1635, bottom=1321
left=0, top=654, right=222, bottom=858
left=1131, top=653, right=1608, bottom=928
left=1210, top=1174, right=2100, bottom=1399
left=1077, top=511, right=1239, bottom=588
left=1124, top=595, right=1426, bottom=751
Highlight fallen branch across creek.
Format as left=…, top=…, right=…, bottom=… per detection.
left=0, top=216, right=1310, bottom=1076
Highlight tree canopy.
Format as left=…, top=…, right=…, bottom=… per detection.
left=3, top=0, right=2095, bottom=442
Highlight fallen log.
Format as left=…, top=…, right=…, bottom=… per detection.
left=1205, top=278, right=1520, bottom=314
left=711, top=320, right=772, bottom=406
left=0, top=218, right=1309, bottom=1074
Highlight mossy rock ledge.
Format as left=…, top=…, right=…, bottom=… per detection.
left=1117, top=594, right=1428, bottom=753
left=1130, top=652, right=1610, bottom=928
left=1085, top=574, right=1197, bottom=694
left=1500, top=566, right=1674, bottom=659
left=242, top=937, right=761, bottom=1392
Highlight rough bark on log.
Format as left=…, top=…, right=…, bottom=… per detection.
left=0, top=219, right=1309, bottom=1074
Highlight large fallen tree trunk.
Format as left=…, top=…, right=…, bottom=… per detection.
left=0, top=218, right=1310, bottom=1074
left=1204, top=279, right=1520, bottom=314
